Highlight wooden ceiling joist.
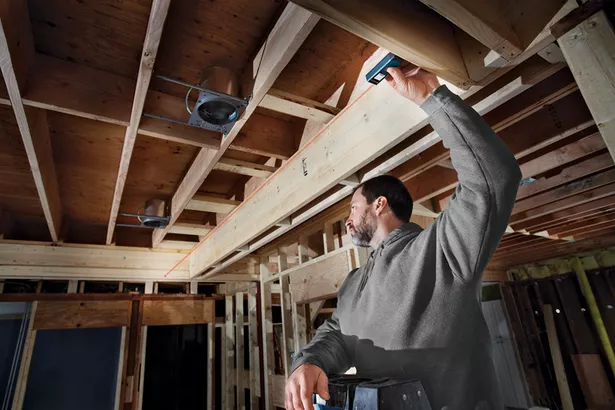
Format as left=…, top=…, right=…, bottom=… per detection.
left=151, top=4, right=320, bottom=248
left=213, top=158, right=277, bottom=179
left=12, top=54, right=290, bottom=158
left=418, top=0, right=565, bottom=61
left=158, top=240, right=198, bottom=250
left=167, top=223, right=213, bottom=237
left=517, top=152, right=614, bottom=201
left=260, top=88, right=341, bottom=123
left=186, top=195, right=241, bottom=214
left=0, top=5, right=62, bottom=242
left=106, top=0, right=172, bottom=245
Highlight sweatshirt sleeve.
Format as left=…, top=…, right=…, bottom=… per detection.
left=421, top=85, right=522, bottom=282
left=290, top=311, right=352, bottom=375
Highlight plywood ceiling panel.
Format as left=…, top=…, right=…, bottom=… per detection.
left=117, top=135, right=199, bottom=230
left=49, top=112, right=124, bottom=226
left=28, top=0, right=151, bottom=79
left=151, top=0, right=284, bottom=97
left=0, top=105, right=44, bottom=218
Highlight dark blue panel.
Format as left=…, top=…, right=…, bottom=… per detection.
left=0, top=319, right=24, bottom=405
left=23, top=327, right=122, bottom=410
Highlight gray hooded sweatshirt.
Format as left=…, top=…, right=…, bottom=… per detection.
left=291, top=85, right=522, bottom=410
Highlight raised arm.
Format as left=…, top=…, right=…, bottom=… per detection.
left=387, top=67, right=521, bottom=282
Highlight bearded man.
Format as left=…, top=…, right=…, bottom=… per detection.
left=284, top=65, right=522, bottom=410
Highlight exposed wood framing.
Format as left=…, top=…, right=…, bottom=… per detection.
left=419, top=0, right=564, bottom=62
left=137, top=325, right=148, bottom=410
left=186, top=195, right=241, bottom=214
left=142, top=299, right=214, bottom=325
left=0, top=7, right=62, bottom=241
left=33, top=300, right=131, bottom=329
left=214, top=158, right=277, bottom=179
left=559, top=11, right=615, bottom=163
left=248, top=285, right=260, bottom=410
left=207, top=323, right=214, bottom=410
left=168, top=222, right=213, bottom=236
left=0, top=241, right=191, bottom=281
left=543, top=304, right=574, bottom=410
left=260, top=258, right=275, bottom=409
left=7, top=53, right=291, bottom=157
left=225, top=295, right=235, bottom=410
left=106, top=0, right=172, bottom=244
left=289, top=0, right=471, bottom=87
left=152, top=4, right=320, bottom=247
left=280, top=274, right=293, bottom=378
left=288, top=247, right=352, bottom=303
left=260, top=88, right=341, bottom=123
left=236, top=292, right=246, bottom=410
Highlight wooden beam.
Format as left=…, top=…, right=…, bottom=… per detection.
left=260, top=88, right=340, bottom=123
left=260, top=275, right=275, bottom=410
left=214, top=157, right=277, bottom=179
left=543, top=304, right=574, bottom=410
left=106, top=0, right=172, bottom=244
left=152, top=4, right=319, bottom=248
left=289, top=0, right=471, bottom=87
left=248, top=286, right=260, bottom=410
left=517, top=152, right=614, bottom=201
left=280, top=274, right=293, bottom=378
left=519, top=132, right=605, bottom=179
left=158, top=240, right=198, bottom=250
left=511, top=182, right=615, bottom=225
left=0, top=13, right=62, bottom=241
left=288, top=249, right=351, bottom=303
left=512, top=196, right=615, bottom=233
left=167, top=222, right=213, bottom=236
left=235, top=292, right=245, bottom=410
left=513, top=169, right=615, bottom=215
left=420, top=0, right=564, bottom=61
left=0, top=240, right=191, bottom=280
left=225, top=296, right=235, bottom=410
left=418, top=0, right=524, bottom=60
left=186, top=195, right=241, bottom=214
left=559, top=11, right=615, bottom=163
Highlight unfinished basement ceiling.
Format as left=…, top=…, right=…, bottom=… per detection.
left=0, top=0, right=614, bottom=280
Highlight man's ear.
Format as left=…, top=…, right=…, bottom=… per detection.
left=374, top=196, right=388, bottom=215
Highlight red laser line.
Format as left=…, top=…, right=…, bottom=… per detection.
left=164, top=83, right=375, bottom=278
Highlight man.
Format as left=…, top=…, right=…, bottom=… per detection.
left=285, top=65, right=522, bottom=410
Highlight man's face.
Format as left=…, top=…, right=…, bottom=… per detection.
left=346, top=188, right=377, bottom=248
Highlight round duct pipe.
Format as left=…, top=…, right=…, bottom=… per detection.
left=138, top=199, right=167, bottom=228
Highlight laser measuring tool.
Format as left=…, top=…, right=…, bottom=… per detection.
left=366, top=52, right=403, bottom=85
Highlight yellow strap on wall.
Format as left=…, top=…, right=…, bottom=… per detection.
left=570, top=257, right=615, bottom=378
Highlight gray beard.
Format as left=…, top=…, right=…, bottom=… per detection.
left=350, top=215, right=376, bottom=248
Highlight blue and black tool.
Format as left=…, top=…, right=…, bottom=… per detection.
left=313, top=375, right=432, bottom=409
left=366, top=52, right=403, bottom=85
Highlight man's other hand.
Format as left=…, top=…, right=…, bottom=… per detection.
left=285, top=364, right=330, bottom=410
left=385, top=66, right=440, bottom=105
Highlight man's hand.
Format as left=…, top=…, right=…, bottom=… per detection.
left=285, top=364, right=330, bottom=410
left=385, top=65, right=440, bottom=106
